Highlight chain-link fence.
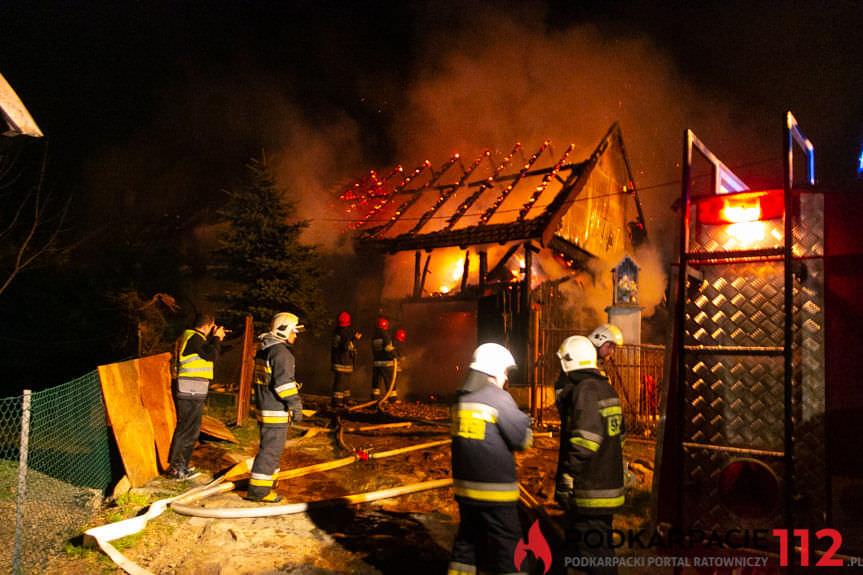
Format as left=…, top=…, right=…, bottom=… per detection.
left=0, top=371, right=113, bottom=574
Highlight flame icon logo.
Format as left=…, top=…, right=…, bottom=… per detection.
left=514, top=519, right=552, bottom=573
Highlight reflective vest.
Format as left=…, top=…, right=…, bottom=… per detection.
left=176, top=329, right=212, bottom=399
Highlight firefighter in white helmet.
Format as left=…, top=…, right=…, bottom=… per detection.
left=588, top=323, right=624, bottom=362
left=554, top=335, right=625, bottom=574
left=449, top=343, right=533, bottom=574
left=246, top=312, right=305, bottom=503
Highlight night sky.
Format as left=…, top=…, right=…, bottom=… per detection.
left=2, top=1, right=863, bottom=387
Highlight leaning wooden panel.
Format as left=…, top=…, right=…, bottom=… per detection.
left=137, top=353, right=175, bottom=470
left=98, top=359, right=159, bottom=487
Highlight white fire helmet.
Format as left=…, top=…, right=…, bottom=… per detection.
left=557, top=335, right=597, bottom=372
left=588, top=323, right=624, bottom=348
left=270, top=312, right=304, bottom=340
left=469, top=343, right=516, bottom=382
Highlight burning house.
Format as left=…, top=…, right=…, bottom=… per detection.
left=340, top=123, right=648, bottom=411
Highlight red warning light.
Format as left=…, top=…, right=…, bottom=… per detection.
left=696, top=189, right=784, bottom=225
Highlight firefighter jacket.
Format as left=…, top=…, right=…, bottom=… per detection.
left=451, top=370, right=532, bottom=506
left=331, top=325, right=359, bottom=373
left=555, top=368, right=625, bottom=515
left=175, top=328, right=221, bottom=399
left=372, top=327, right=396, bottom=367
left=253, top=334, right=303, bottom=427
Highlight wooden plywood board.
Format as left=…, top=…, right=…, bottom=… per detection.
left=98, top=359, right=159, bottom=487
left=136, top=353, right=175, bottom=470
left=200, top=414, right=238, bottom=443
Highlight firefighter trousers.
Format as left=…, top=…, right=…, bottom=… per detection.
left=562, top=512, right=616, bottom=575
left=168, top=397, right=204, bottom=471
left=371, top=365, right=396, bottom=397
left=449, top=502, right=525, bottom=574
left=331, top=371, right=352, bottom=405
left=247, top=424, right=289, bottom=499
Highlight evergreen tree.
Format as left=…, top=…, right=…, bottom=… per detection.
left=213, top=154, right=326, bottom=332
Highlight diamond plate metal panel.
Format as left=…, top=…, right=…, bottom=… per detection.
left=682, top=446, right=784, bottom=532
left=793, top=193, right=824, bottom=258
left=683, top=355, right=785, bottom=450
left=684, top=263, right=785, bottom=348
left=792, top=257, right=827, bottom=527
left=677, top=190, right=827, bottom=532
left=691, top=219, right=784, bottom=253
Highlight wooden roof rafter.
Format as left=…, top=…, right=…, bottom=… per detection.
left=408, top=149, right=491, bottom=235
left=445, top=142, right=522, bottom=230
left=477, top=139, right=550, bottom=226
left=367, top=153, right=460, bottom=240
left=350, top=122, right=646, bottom=256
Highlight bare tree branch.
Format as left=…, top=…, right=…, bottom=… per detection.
left=0, top=144, right=70, bottom=297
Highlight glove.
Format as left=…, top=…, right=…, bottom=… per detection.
left=555, top=473, right=574, bottom=511
left=291, top=406, right=303, bottom=424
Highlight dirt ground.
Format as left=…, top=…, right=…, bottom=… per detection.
left=48, top=396, right=657, bottom=575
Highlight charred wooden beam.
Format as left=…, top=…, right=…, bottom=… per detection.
left=445, top=142, right=521, bottom=230
left=357, top=220, right=545, bottom=253
left=477, top=140, right=550, bottom=226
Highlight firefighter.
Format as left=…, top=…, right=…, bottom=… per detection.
left=449, top=343, right=532, bottom=575
left=371, top=317, right=397, bottom=400
left=331, top=311, right=361, bottom=407
left=588, top=323, right=624, bottom=362
left=167, top=312, right=225, bottom=479
left=246, top=312, right=304, bottom=502
left=554, top=335, right=625, bottom=574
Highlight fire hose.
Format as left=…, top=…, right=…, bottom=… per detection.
left=84, top=437, right=453, bottom=574
left=347, top=356, right=399, bottom=411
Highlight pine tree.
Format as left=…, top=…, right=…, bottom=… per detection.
left=213, top=154, right=326, bottom=332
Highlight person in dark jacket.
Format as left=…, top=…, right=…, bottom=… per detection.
left=554, top=335, right=625, bottom=574
left=371, top=317, right=397, bottom=400
left=167, top=312, right=225, bottom=479
left=246, top=312, right=304, bottom=503
left=331, top=311, right=361, bottom=407
left=449, top=343, right=532, bottom=575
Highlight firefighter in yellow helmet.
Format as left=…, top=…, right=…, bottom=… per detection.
left=449, top=343, right=532, bottom=574
left=167, top=312, right=225, bottom=479
left=554, top=335, right=625, bottom=574
left=246, top=312, right=304, bottom=503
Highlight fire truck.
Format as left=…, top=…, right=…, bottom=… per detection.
left=654, top=112, right=863, bottom=561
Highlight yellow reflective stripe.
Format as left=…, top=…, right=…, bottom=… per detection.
left=454, top=486, right=520, bottom=502
left=571, top=436, right=600, bottom=452
left=575, top=495, right=625, bottom=508
left=453, top=480, right=520, bottom=502
left=249, top=477, right=274, bottom=487
left=599, top=405, right=622, bottom=417
left=447, top=562, right=477, bottom=575
left=258, top=410, right=290, bottom=424
left=275, top=382, right=298, bottom=397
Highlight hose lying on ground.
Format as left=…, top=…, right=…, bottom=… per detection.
left=83, top=437, right=453, bottom=575
left=171, top=477, right=453, bottom=519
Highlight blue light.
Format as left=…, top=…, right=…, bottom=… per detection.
left=859, top=147, right=863, bottom=175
